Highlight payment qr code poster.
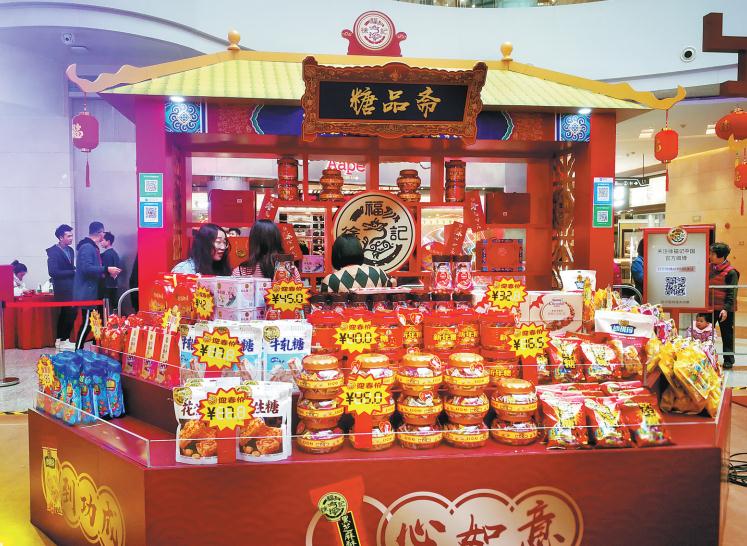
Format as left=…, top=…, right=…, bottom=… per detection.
left=139, top=201, right=163, bottom=228
left=644, top=227, right=708, bottom=310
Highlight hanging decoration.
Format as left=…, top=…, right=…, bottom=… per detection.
left=715, top=107, right=747, bottom=142
left=735, top=152, right=747, bottom=215
left=71, top=95, right=99, bottom=188
left=654, top=109, right=678, bottom=191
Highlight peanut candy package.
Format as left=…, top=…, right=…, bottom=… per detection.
left=236, top=381, right=292, bottom=462
left=173, top=377, right=240, bottom=465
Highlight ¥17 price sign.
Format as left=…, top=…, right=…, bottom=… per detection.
left=198, top=387, right=255, bottom=431
left=265, top=280, right=310, bottom=313
left=334, top=318, right=379, bottom=354
left=192, top=328, right=244, bottom=370
left=485, top=278, right=527, bottom=310
left=509, top=323, right=550, bottom=359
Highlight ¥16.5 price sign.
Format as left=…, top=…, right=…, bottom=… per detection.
left=509, top=323, right=549, bottom=359
left=192, top=328, right=244, bottom=370
left=198, top=387, right=255, bottom=431
left=193, top=286, right=215, bottom=319
left=338, top=374, right=389, bottom=416
left=265, top=280, right=311, bottom=313
left=485, top=278, right=527, bottom=310
left=334, top=318, right=379, bottom=354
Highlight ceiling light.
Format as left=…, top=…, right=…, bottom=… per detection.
left=169, top=96, right=186, bottom=103
left=705, top=124, right=716, bottom=135
left=638, top=128, right=654, bottom=140
left=70, top=45, right=88, bottom=53
left=578, top=108, right=591, bottom=115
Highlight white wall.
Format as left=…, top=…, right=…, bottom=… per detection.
left=0, top=41, right=73, bottom=290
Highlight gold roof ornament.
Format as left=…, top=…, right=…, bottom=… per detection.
left=227, top=30, right=241, bottom=51
left=500, top=42, right=513, bottom=63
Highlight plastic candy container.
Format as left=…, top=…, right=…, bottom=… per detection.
left=396, top=353, right=442, bottom=395
left=431, top=293, right=453, bottom=312
left=297, top=354, right=344, bottom=399
left=455, top=310, right=480, bottom=350
left=296, top=398, right=344, bottom=430
left=349, top=353, right=395, bottom=388
left=308, top=312, right=341, bottom=354
left=444, top=353, right=490, bottom=396
left=349, top=420, right=396, bottom=451
left=444, top=393, right=490, bottom=425
left=482, top=350, right=521, bottom=385
left=453, top=255, right=474, bottom=292
left=480, top=310, right=516, bottom=351
left=423, top=312, right=458, bottom=352
left=489, top=419, right=538, bottom=445
left=490, top=378, right=538, bottom=422
left=370, top=293, right=390, bottom=313
left=375, top=312, right=405, bottom=352
left=432, top=255, right=453, bottom=293
left=397, top=423, right=443, bottom=450
left=443, top=422, right=489, bottom=449
left=296, top=423, right=344, bottom=454
left=398, top=391, right=444, bottom=426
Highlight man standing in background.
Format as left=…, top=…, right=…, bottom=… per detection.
left=46, top=224, right=76, bottom=349
left=709, top=242, right=740, bottom=369
left=100, top=232, right=121, bottom=312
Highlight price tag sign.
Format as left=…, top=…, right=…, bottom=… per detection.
left=161, top=306, right=181, bottom=333
left=193, top=286, right=215, bottom=320
left=89, top=310, right=103, bottom=341
left=334, top=318, right=379, bottom=354
left=509, top=323, right=550, bottom=359
left=485, top=278, right=527, bottom=310
left=337, top=374, right=389, bottom=416
left=265, top=280, right=311, bottom=313
left=37, top=355, right=55, bottom=391
left=192, top=328, right=244, bottom=370
left=198, top=387, right=255, bottom=431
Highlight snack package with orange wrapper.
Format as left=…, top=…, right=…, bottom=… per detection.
left=619, top=394, right=672, bottom=447
left=580, top=341, right=620, bottom=382
left=547, top=337, right=585, bottom=383
left=584, top=397, right=631, bottom=448
left=539, top=394, right=588, bottom=449
left=236, top=380, right=292, bottom=462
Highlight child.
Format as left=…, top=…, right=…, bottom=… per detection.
left=687, top=313, right=719, bottom=371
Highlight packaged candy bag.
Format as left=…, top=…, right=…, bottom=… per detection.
left=540, top=394, right=588, bottom=449
left=584, top=397, right=630, bottom=448
left=79, top=358, right=98, bottom=423
left=580, top=342, right=620, bottom=382
left=547, top=338, right=584, bottom=383
left=236, top=381, right=292, bottom=462
left=260, top=320, right=312, bottom=393
left=91, top=360, right=109, bottom=419
left=560, top=270, right=596, bottom=292
left=620, top=394, right=672, bottom=447
left=62, top=357, right=82, bottom=425
left=103, top=355, right=125, bottom=418
left=214, top=321, right=263, bottom=381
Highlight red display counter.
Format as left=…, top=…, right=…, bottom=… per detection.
left=28, top=375, right=731, bottom=546
left=4, top=294, right=58, bottom=349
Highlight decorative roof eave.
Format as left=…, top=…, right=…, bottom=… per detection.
left=65, top=33, right=684, bottom=111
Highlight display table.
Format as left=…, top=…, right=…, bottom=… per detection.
left=4, top=294, right=58, bottom=349
left=28, top=375, right=731, bottom=546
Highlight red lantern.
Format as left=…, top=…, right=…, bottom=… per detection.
left=715, top=107, right=747, bottom=141
left=735, top=158, right=747, bottom=215
left=72, top=109, right=99, bottom=187
left=654, top=112, right=678, bottom=191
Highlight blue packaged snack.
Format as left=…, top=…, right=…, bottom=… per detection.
left=103, top=355, right=125, bottom=418
left=50, top=353, right=72, bottom=419
left=91, top=360, right=109, bottom=419
left=79, top=360, right=98, bottom=422
left=62, top=357, right=82, bottom=425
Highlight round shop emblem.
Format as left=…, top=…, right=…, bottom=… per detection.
left=333, top=191, right=415, bottom=273
left=263, top=325, right=281, bottom=342
left=354, top=11, right=394, bottom=51
left=318, top=492, right=348, bottom=522
left=667, top=226, right=688, bottom=246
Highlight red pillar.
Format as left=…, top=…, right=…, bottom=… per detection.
left=135, top=97, right=176, bottom=306
left=574, top=113, right=616, bottom=288
left=526, top=159, right=553, bottom=290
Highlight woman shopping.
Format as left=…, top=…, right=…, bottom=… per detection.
left=172, top=223, right=232, bottom=276
left=233, top=220, right=301, bottom=282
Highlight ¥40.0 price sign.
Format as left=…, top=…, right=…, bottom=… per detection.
left=338, top=374, right=389, bottom=416
left=265, top=281, right=310, bottom=313
left=198, top=387, right=255, bottom=431
left=485, top=278, right=527, bottom=310
left=192, top=328, right=244, bottom=370
left=193, top=286, right=215, bottom=319
left=334, top=318, right=379, bottom=354
left=509, top=323, right=550, bottom=359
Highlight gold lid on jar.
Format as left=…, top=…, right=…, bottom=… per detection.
left=353, top=353, right=390, bottom=368
left=449, top=352, right=485, bottom=368
left=302, top=354, right=340, bottom=371
left=496, top=377, right=534, bottom=395
left=401, top=352, right=439, bottom=368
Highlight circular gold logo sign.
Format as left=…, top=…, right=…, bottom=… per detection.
left=318, top=492, right=348, bottom=522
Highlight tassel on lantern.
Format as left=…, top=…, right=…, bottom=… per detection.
left=85, top=156, right=90, bottom=188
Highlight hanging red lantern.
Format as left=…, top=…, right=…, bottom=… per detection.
left=654, top=110, right=678, bottom=191
left=72, top=105, right=99, bottom=188
left=715, top=107, right=747, bottom=141
left=735, top=157, right=747, bottom=215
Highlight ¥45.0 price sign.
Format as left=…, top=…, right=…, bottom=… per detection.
left=334, top=318, right=379, bottom=354
left=192, top=328, right=244, bottom=370
left=338, top=374, right=389, bottom=416
left=485, top=278, right=527, bottom=310
left=509, top=323, right=550, bottom=359
left=265, top=280, right=311, bottom=313
left=198, top=387, right=255, bottom=431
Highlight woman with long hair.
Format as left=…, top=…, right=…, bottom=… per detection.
left=233, top=220, right=301, bottom=281
left=172, top=223, right=231, bottom=275
left=321, top=234, right=389, bottom=292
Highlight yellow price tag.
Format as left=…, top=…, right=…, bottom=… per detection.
left=161, top=306, right=181, bottom=332
left=198, top=387, right=255, bottom=431
left=37, top=356, right=55, bottom=391
left=265, top=280, right=310, bottom=313
left=334, top=318, right=379, bottom=354
left=337, top=374, right=389, bottom=416
left=193, top=286, right=215, bottom=319
left=89, top=309, right=103, bottom=341
left=192, top=328, right=244, bottom=370
left=485, top=278, right=527, bottom=310
left=509, top=323, right=550, bottom=359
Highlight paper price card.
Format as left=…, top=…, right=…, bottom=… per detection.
left=334, top=318, right=379, bottom=354
left=161, top=306, right=181, bottom=332
left=192, top=328, right=244, bottom=370
left=193, top=286, right=215, bottom=319
left=338, top=374, right=389, bottom=416
left=37, top=355, right=55, bottom=391
left=485, top=278, right=527, bottom=310
left=265, top=280, right=310, bottom=313
left=198, top=387, right=255, bottom=431
left=509, top=323, right=550, bottom=359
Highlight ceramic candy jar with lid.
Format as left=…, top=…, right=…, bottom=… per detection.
left=396, top=169, right=422, bottom=202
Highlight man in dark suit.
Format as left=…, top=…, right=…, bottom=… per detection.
left=46, top=224, right=76, bottom=348
left=100, top=232, right=121, bottom=312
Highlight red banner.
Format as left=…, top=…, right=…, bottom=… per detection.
left=444, top=221, right=467, bottom=255
left=278, top=222, right=304, bottom=261
left=464, top=191, right=486, bottom=231
left=257, top=193, right=280, bottom=221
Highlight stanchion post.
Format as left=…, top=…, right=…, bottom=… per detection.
left=0, top=301, right=20, bottom=388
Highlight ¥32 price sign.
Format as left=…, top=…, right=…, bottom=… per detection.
left=334, top=318, right=379, bottom=354
left=265, top=281, right=310, bottom=313
left=192, top=328, right=244, bottom=370
left=198, top=387, right=255, bottom=431
left=485, top=278, right=527, bottom=310
left=509, top=323, right=549, bottom=359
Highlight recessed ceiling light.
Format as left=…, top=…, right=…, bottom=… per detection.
left=169, top=96, right=186, bottom=103
left=706, top=124, right=716, bottom=135
left=638, top=128, right=654, bottom=140
left=70, top=45, right=88, bottom=53
left=578, top=108, right=591, bottom=115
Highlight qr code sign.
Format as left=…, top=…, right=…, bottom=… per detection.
left=596, top=209, right=609, bottom=224
left=144, top=180, right=159, bottom=193
left=143, top=205, right=160, bottom=223
left=664, top=276, right=687, bottom=297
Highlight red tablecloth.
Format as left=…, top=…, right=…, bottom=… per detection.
left=3, top=294, right=59, bottom=349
